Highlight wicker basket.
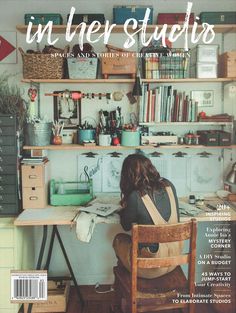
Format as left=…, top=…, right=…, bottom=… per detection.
left=19, top=47, right=69, bottom=79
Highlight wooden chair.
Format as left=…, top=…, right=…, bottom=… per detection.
left=113, top=219, right=197, bottom=313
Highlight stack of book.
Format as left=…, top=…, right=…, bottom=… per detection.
left=21, top=157, right=48, bottom=164
left=139, top=84, right=198, bottom=123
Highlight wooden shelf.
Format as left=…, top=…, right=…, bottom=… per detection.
left=23, top=144, right=236, bottom=151
left=21, top=78, right=236, bottom=84
left=16, top=24, right=236, bottom=34
left=21, top=78, right=135, bottom=84
left=140, top=122, right=233, bottom=126
left=143, top=78, right=236, bottom=83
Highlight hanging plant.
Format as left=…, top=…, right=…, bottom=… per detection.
left=0, top=72, right=27, bottom=129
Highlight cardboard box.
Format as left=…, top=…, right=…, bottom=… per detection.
left=21, top=161, right=49, bottom=209
left=24, top=280, right=70, bottom=313
left=79, top=285, right=118, bottom=313
left=22, top=186, right=47, bottom=209
left=101, top=51, right=136, bottom=78
left=21, top=163, right=47, bottom=187
left=190, top=62, right=218, bottom=78
left=219, top=51, right=236, bottom=78
left=190, top=44, right=219, bottom=65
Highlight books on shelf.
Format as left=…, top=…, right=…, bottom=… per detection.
left=139, top=84, right=198, bottom=123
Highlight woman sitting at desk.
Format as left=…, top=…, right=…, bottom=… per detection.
left=113, top=153, right=182, bottom=279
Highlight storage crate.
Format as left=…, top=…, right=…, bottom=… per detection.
left=157, top=13, right=194, bottom=25
left=190, top=62, right=218, bottom=78
left=218, top=131, right=231, bottom=146
left=113, top=5, right=153, bottom=24
left=101, top=45, right=136, bottom=78
left=50, top=179, right=93, bottom=206
left=143, top=48, right=189, bottom=79
left=190, top=45, right=219, bottom=65
left=200, top=11, right=236, bottom=24
left=67, top=14, right=105, bottom=25
left=24, top=13, right=63, bottom=25
left=67, top=57, right=98, bottom=79
left=79, top=285, right=119, bottom=313
left=197, top=131, right=219, bottom=146
left=218, top=51, right=236, bottom=78
left=19, top=47, right=68, bottom=79
left=24, top=280, right=70, bottom=313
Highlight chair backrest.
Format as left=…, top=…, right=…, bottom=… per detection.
left=131, top=218, right=197, bottom=312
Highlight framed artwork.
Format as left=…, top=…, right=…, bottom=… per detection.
left=191, top=90, right=214, bottom=107
left=53, top=90, right=81, bottom=127
left=0, top=31, right=17, bottom=64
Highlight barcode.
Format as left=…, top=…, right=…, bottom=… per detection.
left=13, top=279, right=45, bottom=300
left=11, top=270, right=47, bottom=302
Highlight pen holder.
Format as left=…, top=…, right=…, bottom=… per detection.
left=77, top=129, right=95, bottom=144
left=121, top=130, right=140, bottom=146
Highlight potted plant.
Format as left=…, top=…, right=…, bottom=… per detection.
left=0, top=72, right=26, bottom=130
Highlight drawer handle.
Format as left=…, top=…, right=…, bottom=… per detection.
left=0, top=196, right=3, bottom=200
left=0, top=167, right=3, bottom=172
left=0, top=157, right=2, bottom=162
left=29, top=175, right=37, bottom=179
left=29, top=196, right=38, bottom=200
left=0, top=148, right=2, bottom=152
left=0, top=186, right=3, bottom=191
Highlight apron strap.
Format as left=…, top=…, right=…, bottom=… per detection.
left=141, top=185, right=177, bottom=225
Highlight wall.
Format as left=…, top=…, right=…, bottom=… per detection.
left=0, top=0, right=236, bottom=284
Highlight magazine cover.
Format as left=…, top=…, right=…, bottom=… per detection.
left=0, top=0, right=235, bottom=313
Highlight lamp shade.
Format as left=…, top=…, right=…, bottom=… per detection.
left=226, top=162, right=236, bottom=184
left=132, top=76, right=142, bottom=96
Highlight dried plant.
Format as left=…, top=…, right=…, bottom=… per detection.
left=0, top=72, right=27, bottom=129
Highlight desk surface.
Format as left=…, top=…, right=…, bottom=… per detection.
left=14, top=206, right=78, bottom=226
left=14, top=197, right=236, bottom=226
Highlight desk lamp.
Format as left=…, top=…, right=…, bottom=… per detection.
left=225, top=162, right=236, bottom=201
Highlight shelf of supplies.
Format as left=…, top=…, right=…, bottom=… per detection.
left=16, top=24, right=236, bottom=34
left=142, top=78, right=236, bottom=83
left=23, top=144, right=236, bottom=151
left=21, top=79, right=135, bottom=83
left=21, top=78, right=236, bottom=84
left=140, top=122, right=233, bottom=126
left=23, top=145, right=154, bottom=151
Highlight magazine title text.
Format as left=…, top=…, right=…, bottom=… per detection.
left=26, top=2, right=215, bottom=51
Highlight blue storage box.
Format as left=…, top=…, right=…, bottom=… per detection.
left=24, top=14, right=63, bottom=25
left=113, top=6, right=153, bottom=24
left=67, top=57, right=98, bottom=79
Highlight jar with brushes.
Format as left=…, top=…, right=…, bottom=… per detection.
left=52, top=121, right=64, bottom=145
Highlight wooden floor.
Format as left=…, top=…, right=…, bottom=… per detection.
left=67, top=287, right=218, bottom=313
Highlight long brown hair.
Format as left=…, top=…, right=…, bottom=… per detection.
left=120, top=154, right=167, bottom=207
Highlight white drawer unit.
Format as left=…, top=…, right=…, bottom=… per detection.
left=0, top=218, right=34, bottom=313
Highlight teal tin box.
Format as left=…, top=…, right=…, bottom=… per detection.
left=24, top=14, right=63, bottom=25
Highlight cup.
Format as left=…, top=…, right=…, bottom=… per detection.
left=99, top=134, right=111, bottom=146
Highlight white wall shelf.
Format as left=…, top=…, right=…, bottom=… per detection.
left=16, top=24, right=236, bottom=34
left=23, top=144, right=236, bottom=151
left=21, top=78, right=236, bottom=84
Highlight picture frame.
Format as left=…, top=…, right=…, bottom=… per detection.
left=190, top=90, right=214, bottom=107
left=53, top=90, right=82, bottom=127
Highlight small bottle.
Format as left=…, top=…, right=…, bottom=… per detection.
left=189, top=195, right=196, bottom=204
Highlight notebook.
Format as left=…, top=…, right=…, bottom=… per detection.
left=79, top=203, right=120, bottom=217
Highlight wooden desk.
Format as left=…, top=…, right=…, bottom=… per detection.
left=14, top=206, right=83, bottom=313
left=14, top=206, right=78, bottom=226
left=179, top=197, right=236, bottom=222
